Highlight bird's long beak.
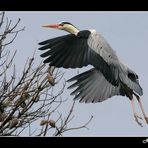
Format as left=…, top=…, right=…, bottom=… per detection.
left=42, top=24, right=60, bottom=28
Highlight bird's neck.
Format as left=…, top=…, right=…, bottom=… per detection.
left=65, top=25, right=79, bottom=35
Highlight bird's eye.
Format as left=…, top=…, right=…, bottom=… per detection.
left=59, top=24, right=64, bottom=26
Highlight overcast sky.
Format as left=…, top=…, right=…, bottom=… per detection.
left=5, top=11, right=148, bottom=136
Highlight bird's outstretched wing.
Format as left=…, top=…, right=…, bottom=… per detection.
left=67, top=68, right=122, bottom=103
left=39, top=34, right=89, bottom=68
left=39, top=32, right=118, bottom=86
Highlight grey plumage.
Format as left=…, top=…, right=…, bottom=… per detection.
left=39, top=23, right=143, bottom=103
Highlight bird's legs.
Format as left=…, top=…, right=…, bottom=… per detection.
left=130, top=98, right=143, bottom=127
left=134, top=94, right=148, bottom=124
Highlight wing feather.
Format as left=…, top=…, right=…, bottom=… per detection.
left=68, top=68, right=121, bottom=103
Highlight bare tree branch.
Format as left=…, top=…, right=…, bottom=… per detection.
left=0, top=12, right=93, bottom=136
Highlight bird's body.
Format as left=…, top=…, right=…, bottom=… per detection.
left=39, top=22, right=147, bottom=126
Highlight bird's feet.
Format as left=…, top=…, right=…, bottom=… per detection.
left=134, top=114, right=143, bottom=127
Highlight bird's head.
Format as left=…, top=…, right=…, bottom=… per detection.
left=42, top=22, right=79, bottom=35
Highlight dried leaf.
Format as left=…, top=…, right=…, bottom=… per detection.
left=48, top=120, right=56, bottom=128
left=9, top=118, right=18, bottom=129
left=47, top=73, right=55, bottom=86
left=40, top=120, right=49, bottom=126
left=0, top=112, right=7, bottom=122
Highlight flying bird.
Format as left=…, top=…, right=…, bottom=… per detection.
left=38, top=22, right=148, bottom=126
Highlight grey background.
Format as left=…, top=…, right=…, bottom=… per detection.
left=5, top=11, right=148, bottom=136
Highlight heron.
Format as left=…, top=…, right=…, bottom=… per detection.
left=38, top=22, right=148, bottom=126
